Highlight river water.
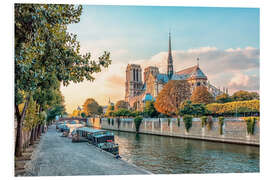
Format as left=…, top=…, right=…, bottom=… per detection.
left=113, top=131, right=259, bottom=174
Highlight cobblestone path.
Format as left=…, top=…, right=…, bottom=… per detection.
left=24, top=125, right=150, bottom=176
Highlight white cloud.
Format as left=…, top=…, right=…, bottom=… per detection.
left=61, top=46, right=260, bottom=113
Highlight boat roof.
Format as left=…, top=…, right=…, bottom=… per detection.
left=76, top=127, right=106, bottom=133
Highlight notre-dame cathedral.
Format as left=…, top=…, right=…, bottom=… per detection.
left=125, top=33, right=227, bottom=110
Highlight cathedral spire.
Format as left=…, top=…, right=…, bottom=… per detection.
left=167, top=31, right=174, bottom=79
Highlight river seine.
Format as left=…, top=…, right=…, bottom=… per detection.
left=113, top=131, right=259, bottom=174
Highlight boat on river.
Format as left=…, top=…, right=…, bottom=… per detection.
left=71, top=127, right=119, bottom=155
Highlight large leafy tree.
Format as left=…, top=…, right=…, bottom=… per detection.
left=154, top=80, right=191, bottom=116
left=143, top=100, right=159, bottom=118
left=115, top=100, right=129, bottom=111
left=190, top=86, right=214, bottom=104
left=15, top=4, right=111, bottom=157
left=83, top=98, right=103, bottom=116
left=179, top=100, right=208, bottom=117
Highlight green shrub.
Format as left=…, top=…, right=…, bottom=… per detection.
left=218, top=117, right=225, bottom=135
left=183, top=115, right=193, bottom=132
left=245, top=117, right=256, bottom=135
left=134, top=116, right=143, bottom=133
left=107, top=118, right=110, bottom=125
left=206, top=116, right=213, bottom=131
left=177, top=117, right=180, bottom=127
left=111, top=119, right=114, bottom=126
left=167, top=118, right=171, bottom=126
left=117, top=118, right=121, bottom=129
left=201, top=116, right=208, bottom=128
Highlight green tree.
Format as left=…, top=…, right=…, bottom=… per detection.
left=144, top=100, right=159, bottom=118
left=216, top=93, right=232, bottom=103
left=154, top=80, right=191, bottom=116
left=81, top=112, right=86, bottom=118
left=15, top=4, right=111, bottom=157
left=179, top=100, right=208, bottom=117
left=83, top=98, right=102, bottom=116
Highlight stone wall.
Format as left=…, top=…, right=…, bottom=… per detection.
left=88, top=117, right=259, bottom=146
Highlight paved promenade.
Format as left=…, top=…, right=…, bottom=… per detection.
left=24, top=125, right=150, bottom=176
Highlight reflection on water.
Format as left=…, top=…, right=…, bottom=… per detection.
left=113, top=131, right=259, bottom=174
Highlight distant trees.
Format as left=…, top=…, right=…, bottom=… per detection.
left=191, top=86, right=214, bottom=104
left=216, top=93, right=232, bottom=103
left=115, top=100, right=129, bottom=111
left=83, top=98, right=103, bottom=116
left=232, top=90, right=259, bottom=101
left=179, top=100, right=208, bottom=117
left=206, top=100, right=259, bottom=117
left=154, top=80, right=191, bottom=116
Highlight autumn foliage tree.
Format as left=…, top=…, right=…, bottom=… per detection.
left=115, top=100, right=129, bottom=111
left=232, top=90, right=259, bottom=101
left=190, top=86, right=214, bottom=104
left=154, top=80, right=191, bottom=116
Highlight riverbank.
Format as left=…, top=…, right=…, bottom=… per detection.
left=89, top=117, right=260, bottom=146
left=22, top=125, right=151, bottom=176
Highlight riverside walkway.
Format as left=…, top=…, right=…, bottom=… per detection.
left=23, top=125, right=150, bottom=176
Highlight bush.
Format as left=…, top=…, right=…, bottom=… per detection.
left=201, top=116, right=208, bottom=128
left=244, top=117, right=257, bottom=135
left=117, top=118, right=121, bottom=129
left=206, top=116, right=213, bottom=131
left=183, top=115, right=193, bottom=132
left=107, top=118, right=110, bottom=125
left=167, top=118, right=171, bottom=126
left=177, top=117, right=180, bottom=127
left=134, top=116, right=143, bottom=133
left=218, top=117, right=225, bottom=135
left=111, top=119, right=114, bottom=126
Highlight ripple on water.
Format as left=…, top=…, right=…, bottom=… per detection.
left=113, top=131, right=259, bottom=174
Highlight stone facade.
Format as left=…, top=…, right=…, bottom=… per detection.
left=124, top=34, right=227, bottom=110
left=88, top=117, right=259, bottom=146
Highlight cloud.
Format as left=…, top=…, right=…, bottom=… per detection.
left=106, top=74, right=125, bottom=87
left=132, top=46, right=259, bottom=94
left=228, top=73, right=259, bottom=92
left=61, top=46, right=260, bottom=113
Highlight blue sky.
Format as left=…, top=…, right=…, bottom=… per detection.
left=68, top=5, right=259, bottom=59
left=62, top=5, right=260, bottom=113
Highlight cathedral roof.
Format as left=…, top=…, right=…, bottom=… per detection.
left=156, top=73, right=169, bottom=83
left=175, top=65, right=207, bottom=79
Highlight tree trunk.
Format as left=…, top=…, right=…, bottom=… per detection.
left=38, top=124, right=42, bottom=137
left=15, top=96, right=30, bottom=157
left=29, top=127, right=35, bottom=145
left=34, top=125, right=38, bottom=140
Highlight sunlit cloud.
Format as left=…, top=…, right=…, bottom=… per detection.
left=61, top=46, right=259, bottom=113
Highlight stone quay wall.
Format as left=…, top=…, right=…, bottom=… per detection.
left=88, top=117, right=260, bottom=146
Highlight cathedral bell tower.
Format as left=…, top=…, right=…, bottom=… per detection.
left=125, top=64, right=143, bottom=102
left=167, top=32, right=174, bottom=79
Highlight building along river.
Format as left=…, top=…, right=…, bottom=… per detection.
left=113, top=130, right=259, bottom=174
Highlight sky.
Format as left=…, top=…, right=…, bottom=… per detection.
left=60, top=5, right=260, bottom=114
